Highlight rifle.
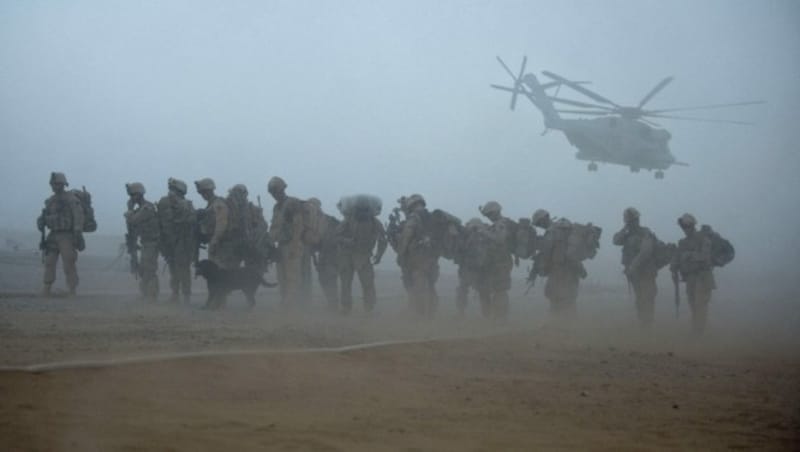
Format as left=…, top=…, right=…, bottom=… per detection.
left=672, top=271, right=680, bottom=318
left=39, top=219, right=47, bottom=264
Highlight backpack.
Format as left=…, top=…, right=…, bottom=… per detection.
left=652, top=234, right=676, bottom=270
left=70, top=187, right=97, bottom=233
left=567, top=222, right=602, bottom=261
left=430, top=209, right=463, bottom=260
left=701, top=225, right=735, bottom=267
left=301, top=199, right=327, bottom=246
left=461, top=224, right=492, bottom=269
left=338, top=194, right=382, bottom=218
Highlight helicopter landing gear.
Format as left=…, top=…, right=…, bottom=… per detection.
left=655, top=170, right=664, bottom=179
left=588, top=162, right=598, bottom=172
left=630, top=166, right=640, bottom=173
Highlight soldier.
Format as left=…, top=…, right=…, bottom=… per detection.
left=386, top=196, right=412, bottom=293
left=455, top=218, right=492, bottom=317
left=309, top=198, right=340, bottom=312
left=478, top=201, right=517, bottom=319
left=267, top=176, right=306, bottom=309
left=195, top=178, right=236, bottom=270
left=613, top=207, right=658, bottom=327
left=336, top=196, right=388, bottom=315
left=226, top=184, right=269, bottom=272
left=531, top=209, right=583, bottom=316
left=157, top=178, right=195, bottom=304
left=37, top=172, right=84, bottom=297
left=125, top=182, right=160, bottom=302
left=670, top=213, right=715, bottom=335
left=396, top=194, right=439, bottom=317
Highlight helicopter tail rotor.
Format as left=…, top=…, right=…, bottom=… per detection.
left=495, top=56, right=528, bottom=110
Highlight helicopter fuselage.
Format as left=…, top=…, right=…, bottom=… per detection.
left=553, top=116, right=676, bottom=171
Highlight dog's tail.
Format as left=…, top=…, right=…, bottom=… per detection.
left=260, top=276, right=278, bottom=288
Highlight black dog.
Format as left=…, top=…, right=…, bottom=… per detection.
left=194, top=259, right=277, bottom=310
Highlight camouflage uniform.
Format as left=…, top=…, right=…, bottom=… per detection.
left=125, top=183, right=160, bottom=301
left=337, top=211, right=388, bottom=314
left=397, top=194, right=439, bottom=317
left=533, top=210, right=583, bottom=315
left=613, top=208, right=658, bottom=326
left=311, top=213, right=340, bottom=310
left=227, top=184, right=270, bottom=272
left=671, top=213, right=716, bottom=334
left=386, top=197, right=412, bottom=293
left=157, top=178, right=195, bottom=303
left=268, top=177, right=306, bottom=308
left=479, top=201, right=517, bottom=319
left=37, top=172, right=84, bottom=296
left=455, top=218, right=492, bottom=316
left=195, top=178, right=237, bottom=270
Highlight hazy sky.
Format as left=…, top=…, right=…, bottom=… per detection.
left=1, top=0, right=798, bottom=283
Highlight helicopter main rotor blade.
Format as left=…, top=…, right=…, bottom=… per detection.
left=542, top=70, right=620, bottom=107
left=542, top=81, right=591, bottom=89
left=647, top=100, right=765, bottom=114
left=637, top=76, right=674, bottom=109
left=647, top=113, right=754, bottom=125
left=555, top=109, right=610, bottom=115
left=550, top=97, right=614, bottom=110
left=496, top=56, right=519, bottom=82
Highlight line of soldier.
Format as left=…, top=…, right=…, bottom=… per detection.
left=38, top=172, right=732, bottom=334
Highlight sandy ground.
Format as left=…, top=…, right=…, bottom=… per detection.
left=0, top=250, right=798, bottom=450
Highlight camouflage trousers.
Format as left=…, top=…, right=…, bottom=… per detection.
left=456, top=266, right=489, bottom=316
left=685, top=270, right=716, bottom=335
left=276, top=240, right=306, bottom=309
left=627, top=272, right=657, bottom=327
left=405, top=254, right=439, bottom=318
left=43, top=231, right=79, bottom=292
left=166, top=246, right=193, bottom=300
left=316, top=252, right=339, bottom=310
left=544, top=264, right=581, bottom=316
left=339, top=253, right=376, bottom=313
left=138, top=241, right=159, bottom=301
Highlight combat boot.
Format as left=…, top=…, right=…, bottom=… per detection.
left=41, top=284, right=52, bottom=298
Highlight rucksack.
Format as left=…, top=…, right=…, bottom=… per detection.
left=70, top=187, right=97, bottom=233
left=301, top=199, right=327, bottom=246
left=652, top=235, right=676, bottom=270
left=461, top=224, right=492, bottom=269
left=567, top=222, right=602, bottom=261
left=430, top=209, right=463, bottom=260
left=338, top=194, right=382, bottom=217
left=701, top=225, right=735, bottom=267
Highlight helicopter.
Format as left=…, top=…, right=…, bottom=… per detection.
left=491, top=56, right=763, bottom=179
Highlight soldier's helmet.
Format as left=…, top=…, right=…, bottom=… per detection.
left=479, top=201, right=502, bottom=216
left=465, top=217, right=486, bottom=230
left=267, top=176, right=287, bottom=193
left=531, top=209, right=550, bottom=226
left=229, top=184, right=248, bottom=198
left=623, top=207, right=640, bottom=223
left=678, top=213, right=697, bottom=228
left=50, top=172, right=68, bottom=186
left=406, top=193, right=426, bottom=210
left=195, top=178, right=216, bottom=192
left=168, top=177, right=187, bottom=195
left=126, top=182, right=146, bottom=195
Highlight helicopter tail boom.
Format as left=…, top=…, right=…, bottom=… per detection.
left=494, top=56, right=564, bottom=130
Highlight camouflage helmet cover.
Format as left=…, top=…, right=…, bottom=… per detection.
left=465, top=217, right=486, bottom=229
left=479, top=201, right=502, bottom=216
left=229, top=184, right=248, bottom=197
left=678, top=213, right=697, bottom=227
left=406, top=193, right=426, bottom=209
left=195, top=178, right=216, bottom=192
left=531, top=209, right=550, bottom=225
left=267, top=176, right=287, bottom=192
left=168, top=177, right=187, bottom=194
left=126, top=182, right=146, bottom=195
left=623, top=207, right=640, bottom=222
left=50, top=172, right=68, bottom=186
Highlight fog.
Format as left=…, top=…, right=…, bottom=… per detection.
left=1, top=0, right=799, bottom=296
